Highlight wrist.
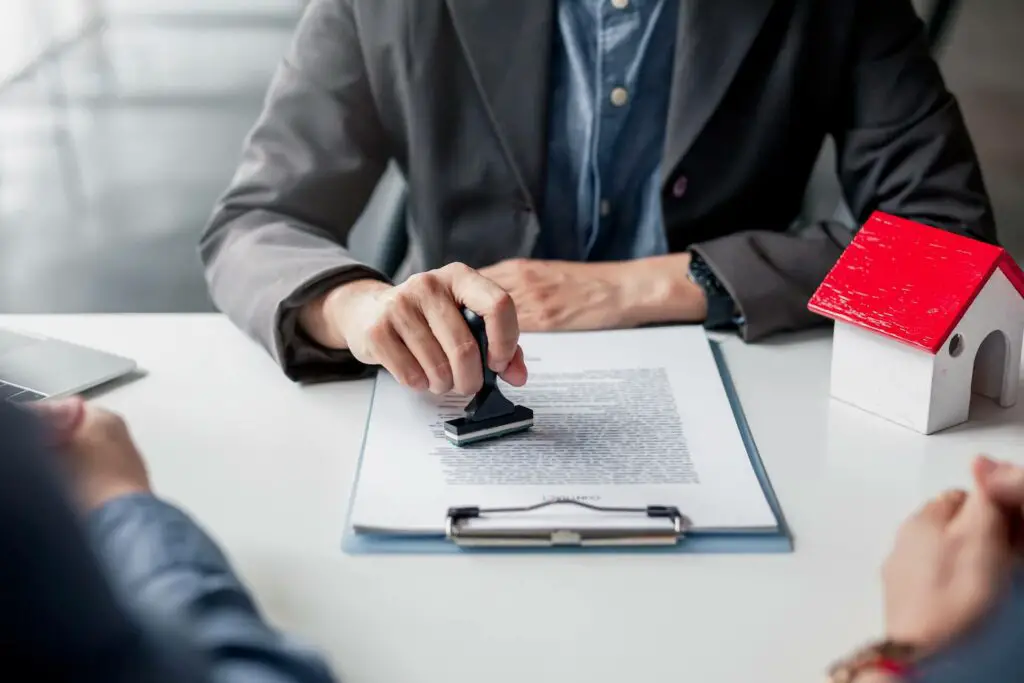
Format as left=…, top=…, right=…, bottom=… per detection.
left=615, top=255, right=708, bottom=327
left=300, top=279, right=391, bottom=350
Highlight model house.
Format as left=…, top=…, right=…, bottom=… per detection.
left=808, top=212, right=1024, bottom=434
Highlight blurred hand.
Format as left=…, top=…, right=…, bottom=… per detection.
left=975, top=455, right=1024, bottom=551
left=882, top=456, right=1017, bottom=653
left=306, top=263, right=527, bottom=395
left=33, top=397, right=151, bottom=511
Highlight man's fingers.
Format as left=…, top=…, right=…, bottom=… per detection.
left=419, top=293, right=483, bottom=396
left=368, top=322, right=428, bottom=391
left=442, top=263, right=520, bottom=374
left=398, top=321, right=453, bottom=394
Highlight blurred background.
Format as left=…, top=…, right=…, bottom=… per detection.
left=0, top=0, right=1021, bottom=314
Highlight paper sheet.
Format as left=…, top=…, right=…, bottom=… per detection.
left=348, top=326, right=777, bottom=534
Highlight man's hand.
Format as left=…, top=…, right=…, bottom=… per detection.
left=32, top=397, right=152, bottom=511
left=479, top=255, right=707, bottom=332
left=302, top=263, right=527, bottom=395
left=882, top=456, right=1018, bottom=653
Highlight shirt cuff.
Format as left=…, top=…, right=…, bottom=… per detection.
left=275, top=264, right=391, bottom=383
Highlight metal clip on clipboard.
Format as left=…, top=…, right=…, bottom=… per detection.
left=445, top=499, right=692, bottom=547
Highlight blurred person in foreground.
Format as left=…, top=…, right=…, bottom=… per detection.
left=201, top=0, right=994, bottom=398
left=3, top=396, right=1024, bottom=682
left=0, top=397, right=335, bottom=682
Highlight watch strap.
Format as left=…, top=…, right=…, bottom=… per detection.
left=687, top=251, right=737, bottom=329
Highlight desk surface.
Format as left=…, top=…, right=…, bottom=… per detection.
left=4, top=313, right=1024, bottom=683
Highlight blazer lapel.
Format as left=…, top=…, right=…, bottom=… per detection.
left=445, top=0, right=554, bottom=211
left=662, top=0, right=776, bottom=176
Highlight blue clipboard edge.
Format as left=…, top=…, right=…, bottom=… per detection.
left=341, top=339, right=794, bottom=555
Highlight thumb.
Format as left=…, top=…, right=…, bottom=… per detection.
left=31, top=396, right=86, bottom=446
left=975, top=455, right=1024, bottom=509
left=948, top=459, right=1012, bottom=541
left=498, top=345, right=528, bottom=387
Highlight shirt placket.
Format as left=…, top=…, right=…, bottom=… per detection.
left=586, top=0, right=638, bottom=258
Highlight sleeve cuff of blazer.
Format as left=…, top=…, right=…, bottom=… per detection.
left=275, top=264, right=392, bottom=384
left=689, top=234, right=831, bottom=343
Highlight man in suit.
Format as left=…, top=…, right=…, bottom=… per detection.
left=201, top=0, right=993, bottom=394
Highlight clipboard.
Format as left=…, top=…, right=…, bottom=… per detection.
left=341, top=340, right=793, bottom=554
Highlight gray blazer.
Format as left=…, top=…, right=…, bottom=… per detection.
left=200, top=0, right=994, bottom=382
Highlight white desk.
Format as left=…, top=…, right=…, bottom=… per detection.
left=4, top=313, right=1024, bottom=683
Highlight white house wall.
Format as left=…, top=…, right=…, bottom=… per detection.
left=830, top=321, right=936, bottom=431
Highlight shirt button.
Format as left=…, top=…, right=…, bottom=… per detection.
left=600, top=199, right=611, bottom=217
left=610, top=87, right=628, bottom=107
left=672, top=176, right=688, bottom=198
left=611, top=0, right=629, bottom=8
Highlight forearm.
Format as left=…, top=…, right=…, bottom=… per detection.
left=88, top=494, right=337, bottom=683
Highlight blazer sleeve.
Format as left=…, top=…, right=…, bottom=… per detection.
left=690, top=0, right=996, bottom=342
left=199, top=0, right=391, bottom=382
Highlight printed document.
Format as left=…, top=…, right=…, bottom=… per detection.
left=348, top=326, right=778, bottom=535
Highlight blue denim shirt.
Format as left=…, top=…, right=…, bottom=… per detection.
left=534, top=0, right=678, bottom=262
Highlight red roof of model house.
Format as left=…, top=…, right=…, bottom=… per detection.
left=807, top=212, right=1024, bottom=354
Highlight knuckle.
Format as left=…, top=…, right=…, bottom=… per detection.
left=402, top=273, right=432, bottom=294
left=392, top=292, right=419, bottom=318
left=442, top=261, right=472, bottom=277
left=489, top=290, right=515, bottom=316
left=453, top=338, right=480, bottom=363
left=367, top=320, right=392, bottom=347
left=429, top=365, right=454, bottom=394
left=435, top=356, right=455, bottom=380
left=381, top=293, right=415, bottom=323
left=401, top=273, right=423, bottom=288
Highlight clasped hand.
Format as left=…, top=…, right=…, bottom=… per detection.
left=883, top=455, right=1024, bottom=655
left=32, top=397, right=151, bottom=511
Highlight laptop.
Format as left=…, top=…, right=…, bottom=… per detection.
left=0, top=327, right=137, bottom=403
